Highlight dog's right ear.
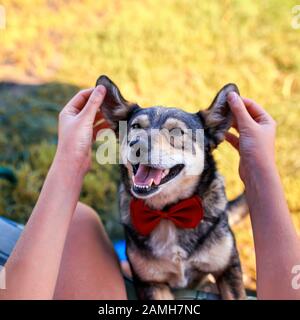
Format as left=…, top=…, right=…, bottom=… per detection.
left=96, top=75, right=138, bottom=132
left=199, top=83, right=239, bottom=149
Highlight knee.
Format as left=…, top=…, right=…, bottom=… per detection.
left=73, top=202, right=101, bottom=225
left=65, top=202, right=117, bottom=258
left=69, top=202, right=105, bottom=240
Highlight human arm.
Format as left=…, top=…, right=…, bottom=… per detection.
left=226, top=92, right=300, bottom=300
left=0, top=85, right=107, bottom=299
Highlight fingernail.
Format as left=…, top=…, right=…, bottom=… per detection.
left=227, top=91, right=237, bottom=103
left=96, top=85, right=106, bottom=95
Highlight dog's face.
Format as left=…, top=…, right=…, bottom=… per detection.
left=96, top=76, right=239, bottom=207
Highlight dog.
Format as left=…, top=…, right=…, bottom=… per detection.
left=96, top=75, right=247, bottom=300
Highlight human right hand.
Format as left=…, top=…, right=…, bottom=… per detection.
left=225, top=92, right=277, bottom=182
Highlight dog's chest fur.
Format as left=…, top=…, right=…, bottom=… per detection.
left=122, top=175, right=234, bottom=289
left=127, top=219, right=233, bottom=288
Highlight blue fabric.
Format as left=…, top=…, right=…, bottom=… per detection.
left=0, top=216, right=126, bottom=265
left=0, top=216, right=23, bottom=266
left=113, top=240, right=127, bottom=262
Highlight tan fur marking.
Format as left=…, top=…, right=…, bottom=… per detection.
left=190, top=233, right=233, bottom=273
left=127, top=248, right=178, bottom=283
left=217, top=277, right=246, bottom=300
left=131, top=115, right=150, bottom=128
left=202, top=173, right=227, bottom=212
left=162, top=118, right=187, bottom=131
left=152, top=284, right=175, bottom=300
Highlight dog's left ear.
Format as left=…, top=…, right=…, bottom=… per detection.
left=96, top=75, right=138, bottom=132
left=199, top=83, right=240, bottom=148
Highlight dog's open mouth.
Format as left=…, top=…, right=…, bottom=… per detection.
left=131, top=163, right=185, bottom=196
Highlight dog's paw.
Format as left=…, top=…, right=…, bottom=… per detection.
left=171, top=246, right=187, bottom=264
left=153, top=284, right=175, bottom=300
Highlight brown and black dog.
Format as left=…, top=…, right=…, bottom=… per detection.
left=96, top=75, right=247, bottom=300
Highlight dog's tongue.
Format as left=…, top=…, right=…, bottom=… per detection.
left=134, top=164, right=163, bottom=186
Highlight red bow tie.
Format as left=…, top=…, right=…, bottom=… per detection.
left=130, top=195, right=204, bottom=236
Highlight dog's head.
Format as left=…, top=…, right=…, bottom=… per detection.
left=96, top=75, right=239, bottom=208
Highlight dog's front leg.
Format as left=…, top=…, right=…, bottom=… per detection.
left=133, top=279, right=175, bottom=300
left=214, top=250, right=246, bottom=300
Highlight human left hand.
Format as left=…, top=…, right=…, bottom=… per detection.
left=56, top=85, right=108, bottom=175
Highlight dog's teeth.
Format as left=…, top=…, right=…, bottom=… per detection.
left=133, top=182, right=152, bottom=191
left=149, top=179, right=154, bottom=186
left=162, top=169, right=170, bottom=179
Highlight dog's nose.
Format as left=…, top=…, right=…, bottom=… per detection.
left=129, top=137, right=140, bottom=147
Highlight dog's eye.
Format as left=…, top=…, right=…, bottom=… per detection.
left=131, top=123, right=142, bottom=129
left=169, top=127, right=184, bottom=136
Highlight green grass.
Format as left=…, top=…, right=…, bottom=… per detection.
left=1, top=0, right=300, bottom=289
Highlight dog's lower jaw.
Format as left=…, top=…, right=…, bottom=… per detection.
left=143, top=174, right=200, bottom=210
left=130, top=185, right=161, bottom=199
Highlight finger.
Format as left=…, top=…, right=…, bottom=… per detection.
left=93, top=117, right=110, bottom=134
left=94, top=110, right=109, bottom=126
left=227, top=92, right=255, bottom=128
left=94, top=118, right=110, bottom=130
left=80, top=85, right=106, bottom=121
left=93, top=122, right=110, bottom=140
left=231, top=116, right=238, bottom=130
left=92, top=110, right=110, bottom=140
left=63, top=88, right=94, bottom=115
left=242, top=97, right=272, bottom=124
left=224, top=131, right=239, bottom=151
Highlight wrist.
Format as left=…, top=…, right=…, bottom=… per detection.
left=242, top=160, right=279, bottom=188
left=52, top=150, right=87, bottom=180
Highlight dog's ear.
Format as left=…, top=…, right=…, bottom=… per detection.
left=199, top=83, right=240, bottom=148
left=96, top=75, right=137, bottom=132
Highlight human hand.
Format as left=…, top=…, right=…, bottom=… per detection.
left=225, top=92, right=277, bottom=182
left=56, top=85, right=108, bottom=175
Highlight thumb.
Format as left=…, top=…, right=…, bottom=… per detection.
left=227, top=92, right=254, bottom=129
left=79, top=85, right=106, bottom=121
